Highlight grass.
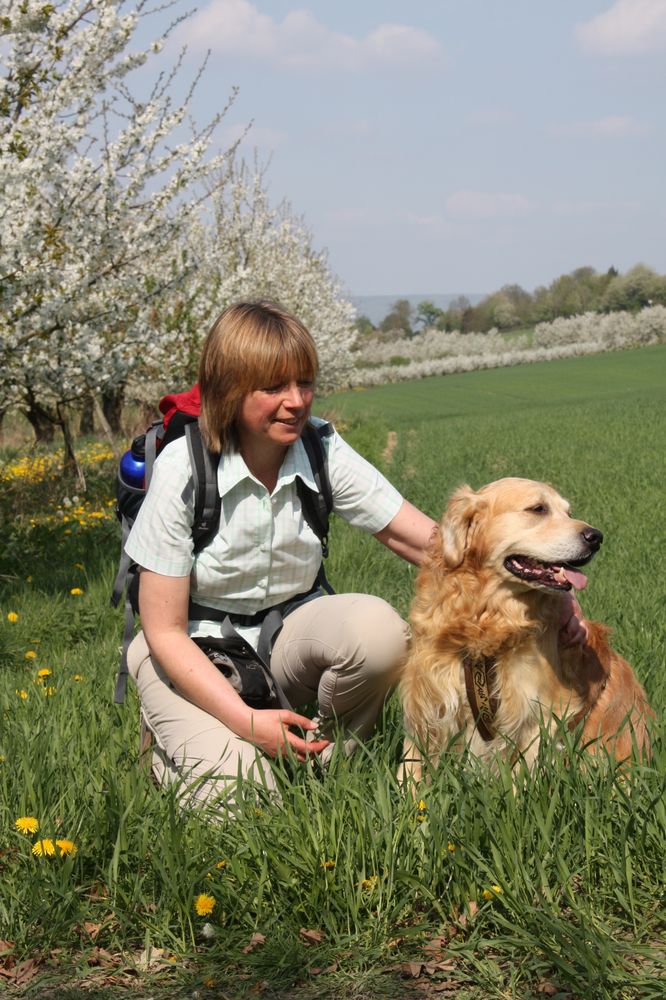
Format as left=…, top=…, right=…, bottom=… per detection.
left=1, top=344, right=664, bottom=999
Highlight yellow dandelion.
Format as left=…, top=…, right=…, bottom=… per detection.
left=482, top=885, right=503, bottom=900
left=417, top=799, right=427, bottom=812
left=73, top=563, right=84, bottom=570
left=72, top=674, right=83, bottom=682
left=7, top=611, right=18, bottom=622
left=37, top=668, right=52, bottom=678
left=194, top=893, right=216, bottom=916
left=360, top=875, right=379, bottom=891
left=32, top=838, right=56, bottom=857
left=24, top=650, right=37, bottom=660
left=55, top=838, right=77, bottom=856
left=447, top=842, right=457, bottom=853
left=15, top=816, right=39, bottom=835
left=16, top=689, right=28, bottom=700
left=26, top=576, right=33, bottom=583
left=70, top=587, right=83, bottom=596
left=215, top=860, right=227, bottom=869
left=320, top=859, right=336, bottom=870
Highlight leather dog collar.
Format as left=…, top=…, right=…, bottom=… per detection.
left=463, top=651, right=499, bottom=742
left=463, top=650, right=603, bottom=745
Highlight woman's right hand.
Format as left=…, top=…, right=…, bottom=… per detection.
left=243, top=709, right=330, bottom=762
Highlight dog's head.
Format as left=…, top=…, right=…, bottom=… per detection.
left=438, top=477, right=603, bottom=594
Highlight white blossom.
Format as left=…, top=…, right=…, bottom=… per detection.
left=0, top=0, right=234, bottom=420
left=124, top=160, right=356, bottom=403
left=1, top=0, right=355, bottom=435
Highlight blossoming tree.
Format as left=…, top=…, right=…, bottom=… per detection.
left=133, top=161, right=356, bottom=401
left=1, top=1, right=356, bottom=472
left=0, top=0, right=237, bottom=475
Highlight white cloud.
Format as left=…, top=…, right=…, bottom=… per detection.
left=178, top=0, right=442, bottom=72
left=551, top=115, right=648, bottom=138
left=575, top=0, right=666, bottom=55
left=445, top=191, right=531, bottom=221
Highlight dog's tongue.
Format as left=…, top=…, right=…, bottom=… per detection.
left=562, top=566, right=588, bottom=590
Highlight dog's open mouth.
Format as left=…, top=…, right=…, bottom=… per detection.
left=503, top=554, right=592, bottom=591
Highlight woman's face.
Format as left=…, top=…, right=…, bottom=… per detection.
left=237, top=377, right=315, bottom=452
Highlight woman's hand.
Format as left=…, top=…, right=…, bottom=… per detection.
left=243, top=709, right=330, bottom=762
left=559, top=593, right=589, bottom=648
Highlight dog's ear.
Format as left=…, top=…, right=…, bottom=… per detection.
left=439, top=485, right=487, bottom=568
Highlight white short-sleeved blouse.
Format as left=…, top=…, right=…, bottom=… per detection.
left=124, top=420, right=403, bottom=644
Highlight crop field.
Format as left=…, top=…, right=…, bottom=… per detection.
left=1, top=345, right=664, bottom=999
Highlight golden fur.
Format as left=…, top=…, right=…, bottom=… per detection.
left=399, top=478, right=652, bottom=780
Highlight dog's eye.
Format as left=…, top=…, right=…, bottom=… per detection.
left=526, top=504, right=548, bottom=514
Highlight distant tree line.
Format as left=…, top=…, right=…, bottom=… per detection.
left=357, top=264, right=666, bottom=338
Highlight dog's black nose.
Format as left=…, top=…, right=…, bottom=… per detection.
left=582, top=526, right=603, bottom=549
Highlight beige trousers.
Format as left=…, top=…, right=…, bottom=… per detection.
left=127, top=593, right=410, bottom=806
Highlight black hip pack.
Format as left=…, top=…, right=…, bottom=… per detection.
left=189, top=587, right=327, bottom=711
left=192, top=631, right=281, bottom=710
left=192, top=607, right=291, bottom=709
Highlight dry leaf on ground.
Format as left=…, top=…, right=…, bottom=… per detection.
left=137, top=946, right=166, bottom=971
left=242, top=932, right=266, bottom=954
left=401, top=961, right=425, bottom=978
left=299, top=928, right=324, bottom=946
left=535, top=982, right=559, bottom=995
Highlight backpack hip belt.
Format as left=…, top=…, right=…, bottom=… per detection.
left=189, top=583, right=326, bottom=678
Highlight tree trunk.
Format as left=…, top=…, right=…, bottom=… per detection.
left=101, top=384, right=125, bottom=433
left=93, top=394, right=119, bottom=457
left=22, top=397, right=56, bottom=444
left=0, top=409, right=5, bottom=445
left=79, top=395, right=95, bottom=435
left=57, top=403, right=86, bottom=491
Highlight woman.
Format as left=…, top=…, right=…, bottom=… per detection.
left=125, top=301, right=435, bottom=804
left=126, top=301, right=586, bottom=805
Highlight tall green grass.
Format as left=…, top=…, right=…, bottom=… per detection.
left=1, top=346, right=664, bottom=999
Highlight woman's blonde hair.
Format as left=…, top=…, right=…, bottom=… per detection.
left=198, top=301, right=319, bottom=453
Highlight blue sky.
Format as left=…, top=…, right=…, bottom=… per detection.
left=163, top=0, right=666, bottom=298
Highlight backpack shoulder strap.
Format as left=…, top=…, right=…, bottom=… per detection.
left=185, top=421, right=221, bottom=553
left=298, top=420, right=333, bottom=556
left=143, top=421, right=163, bottom=491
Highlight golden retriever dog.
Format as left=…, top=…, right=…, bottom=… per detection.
left=400, top=478, right=652, bottom=781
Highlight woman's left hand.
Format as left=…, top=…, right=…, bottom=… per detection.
left=559, top=593, right=589, bottom=648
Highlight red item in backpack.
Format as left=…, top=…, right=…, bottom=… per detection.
left=159, top=384, right=201, bottom=429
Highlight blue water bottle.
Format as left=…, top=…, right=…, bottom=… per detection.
left=119, top=435, right=146, bottom=489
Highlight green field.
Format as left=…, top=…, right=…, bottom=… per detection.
left=1, top=345, right=664, bottom=999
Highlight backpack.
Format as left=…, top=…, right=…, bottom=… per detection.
left=111, top=385, right=334, bottom=704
